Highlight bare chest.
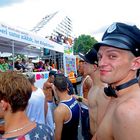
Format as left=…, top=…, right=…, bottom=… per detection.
left=95, top=101, right=115, bottom=140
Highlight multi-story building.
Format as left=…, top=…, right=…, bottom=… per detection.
left=31, top=10, right=74, bottom=70
left=31, top=10, right=73, bottom=44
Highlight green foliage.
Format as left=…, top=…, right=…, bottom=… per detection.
left=73, top=34, right=97, bottom=54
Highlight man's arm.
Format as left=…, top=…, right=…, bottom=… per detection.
left=85, top=76, right=93, bottom=90
left=44, top=96, right=48, bottom=119
left=113, top=100, right=140, bottom=140
left=73, top=94, right=88, bottom=106
left=88, top=87, right=98, bottom=136
left=83, top=76, right=92, bottom=99
left=52, top=84, right=59, bottom=103
left=54, top=107, right=65, bottom=140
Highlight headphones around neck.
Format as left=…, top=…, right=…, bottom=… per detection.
left=104, top=78, right=138, bottom=98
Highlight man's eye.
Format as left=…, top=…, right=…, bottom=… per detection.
left=109, top=55, right=116, bottom=59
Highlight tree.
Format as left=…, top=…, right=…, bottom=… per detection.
left=73, top=34, right=97, bottom=54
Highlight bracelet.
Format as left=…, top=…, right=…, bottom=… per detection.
left=77, top=96, right=83, bottom=102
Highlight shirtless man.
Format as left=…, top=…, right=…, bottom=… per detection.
left=75, top=49, right=110, bottom=136
left=43, top=70, right=56, bottom=101
left=78, top=60, right=92, bottom=98
left=92, top=22, right=140, bottom=140
left=43, top=70, right=57, bottom=132
left=78, top=59, right=93, bottom=140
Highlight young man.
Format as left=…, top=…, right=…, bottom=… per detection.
left=76, top=48, right=110, bottom=136
left=43, top=70, right=57, bottom=132
left=53, top=74, right=80, bottom=140
left=92, top=22, right=140, bottom=140
left=26, top=73, right=46, bottom=124
left=0, top=72, right=54, bottom=139
left=78, top=59, right=93, bottom=140
left=59, top=68, right=74, bottom=95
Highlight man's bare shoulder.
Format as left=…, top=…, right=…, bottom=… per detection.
left=88, top=85, right=107, bottom=99
left=54, top=104, right=68, bottom=115
left=112, top=97, right=140, bottom=139
left=85, top=76, right=92, bottom=85
left=54, top=103, right=70, bottom=123
left=45, top=79, right=51, bottom=85
left=114, top=97, right=140, bottom=123
left=43, top=79, right=52, bottom=89
left=92, top=85, right=110, bottom=100
left=43, top=80, right=48, bottom=87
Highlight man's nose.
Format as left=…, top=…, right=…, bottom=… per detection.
left=98, top=56, right=107, bottom=67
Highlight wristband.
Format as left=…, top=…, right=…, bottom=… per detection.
left=77, top=96, right=83, bottom=102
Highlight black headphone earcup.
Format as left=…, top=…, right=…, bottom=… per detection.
left=104, top=86, right=118, bottom=98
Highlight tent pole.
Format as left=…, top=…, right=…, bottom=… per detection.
left=12, top=40, right=15, bottom=71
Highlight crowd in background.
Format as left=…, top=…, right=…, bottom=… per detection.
left=0, top=57, right=54, bottom=73
left=48, top=34, right=73, bottom=45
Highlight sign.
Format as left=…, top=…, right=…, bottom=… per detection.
left=0, top=23, right=64, bottom=53
left=63, top=54, right=77, bottom=77
left=34, top=71, right=49, bottom=88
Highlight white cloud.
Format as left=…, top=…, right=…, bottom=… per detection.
left=0, top=0, right=140, bottom=41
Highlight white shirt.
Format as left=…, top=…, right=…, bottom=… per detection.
left=26, top=88, right=46, bottom=124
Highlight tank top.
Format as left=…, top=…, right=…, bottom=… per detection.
left=60, top=97, right=80, bottom=140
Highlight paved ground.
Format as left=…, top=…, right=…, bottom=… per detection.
left=74, top=83, right=84, bottom=140
left=78, top=121, right=83, bottom=140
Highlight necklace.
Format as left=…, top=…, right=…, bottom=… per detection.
left=4, top=122, right=33, bottom=135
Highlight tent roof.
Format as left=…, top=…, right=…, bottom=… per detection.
left=0, top=36, right=41, bottom=56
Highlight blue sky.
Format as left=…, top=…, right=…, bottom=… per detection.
left=0, top=0, right=140, bottom=41
left=0, top=0, right=24, bottom=7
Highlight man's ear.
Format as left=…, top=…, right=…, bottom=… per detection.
left=0, top=100, right=8, bottom=111
left=93, top=64, right=98, bottom=71
left=131, top=57, right=140, bottom=70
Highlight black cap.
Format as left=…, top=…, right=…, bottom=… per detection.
left=49, top=70, right=57, bottom=76
left=94, top=22, right=140, bottom=56
left=79, top=48, right=98, bottom=65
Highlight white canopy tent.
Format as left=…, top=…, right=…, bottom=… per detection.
left=0, top=22, right=64, bottom=69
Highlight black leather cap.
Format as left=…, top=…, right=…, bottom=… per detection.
left=94, top=22, right=140, bottom=56
left=79, top=48, right=98, bottom=65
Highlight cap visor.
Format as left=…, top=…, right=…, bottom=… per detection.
left=79, top=53, right=90, bottom=63
left=94, top=39, right=130, bottom=52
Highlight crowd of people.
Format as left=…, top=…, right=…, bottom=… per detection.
left=0, top=21, right=140, bottom=140
left=49, top=34, right=73, bottom=45
left=0, top=58, right=54, bottom=73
